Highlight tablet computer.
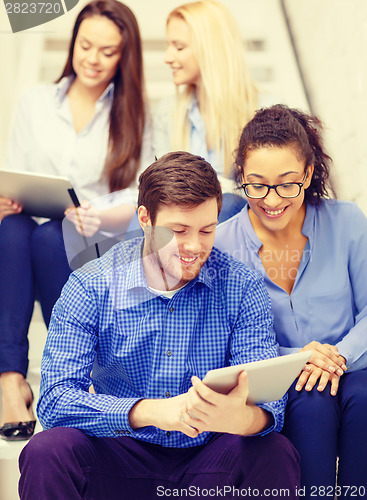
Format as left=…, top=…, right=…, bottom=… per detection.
left=202, top=351, right=312, bottom=404
left=0, top=169, right=76, bottom=219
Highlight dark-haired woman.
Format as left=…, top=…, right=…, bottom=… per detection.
left=215, top=105, right=367, bottom=498
left=0, top=0, right=153, bottom=440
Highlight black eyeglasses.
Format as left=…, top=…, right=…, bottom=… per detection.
left=241, top=172, right=308, bottom=199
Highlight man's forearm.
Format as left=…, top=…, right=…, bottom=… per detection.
left=129, top=397, right=273, bottom=438
left=128, top=392, right=190, bottom=433
left=239, top=405, right=273, bottom=436
left=128, top=399, right=159, bottom=429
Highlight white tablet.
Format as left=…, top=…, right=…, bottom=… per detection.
left=0, top=169, right=76, bottom=219
left=202, top=351, right=312, bottom=404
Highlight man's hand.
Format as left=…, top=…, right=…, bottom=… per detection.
left=184, top=372, right=270, bottom=436
left=65, top=201, right=101, bottom=237
left=0, top=197, right=22, bottom=221
left=129, top=393, right=199, bottom=438
left=129, top=372, right=271, bottom=438
left=300, top=341, right=347, bottom=375
left=296, top=363, right=342, bottom=396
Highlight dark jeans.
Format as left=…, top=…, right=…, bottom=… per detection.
left=0, top=214, right=71, bottom=376
left=19, top=429, right=300, bottom=499
left=282, top=368, right=367, bottom=499
left=0, top=213, right=126, bottom=376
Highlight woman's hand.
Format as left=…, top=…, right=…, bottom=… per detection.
left=296, top=363, right=342, bottom=396
left=300, top=341, right=347, bottom=375
left=64, top=201, right=101, bottom=237
left=0, top=197, right=22, bottom=222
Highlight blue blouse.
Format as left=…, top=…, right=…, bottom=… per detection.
left=215, top=199, right=367, bottom=372
left=153, top=95, right=221, bottom=175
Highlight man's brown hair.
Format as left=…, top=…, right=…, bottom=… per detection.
left=138, top=151, right=222, bottom=224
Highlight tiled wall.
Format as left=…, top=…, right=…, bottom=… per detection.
left=284, top=0, right=367, bottom=213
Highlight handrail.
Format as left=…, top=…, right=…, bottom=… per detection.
left=279, top=0, right=314, bottom=113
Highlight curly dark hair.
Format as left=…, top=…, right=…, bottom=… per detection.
left=235, top=104, right=336, bottom=206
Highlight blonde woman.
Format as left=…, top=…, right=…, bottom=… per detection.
left=154, top=0, right=258, bottom=221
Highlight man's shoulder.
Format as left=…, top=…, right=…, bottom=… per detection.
left=73, top=237, right=143, bottom=286
left=207, top=246, right=262, bottom=286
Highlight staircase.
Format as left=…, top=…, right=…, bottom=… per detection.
left=0, top=1, right=309, bottom=498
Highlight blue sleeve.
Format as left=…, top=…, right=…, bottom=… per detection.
left=230, top=274, right=287, bottom=434
left=336, top=204, right=367, bottom=371
left=279, top=346, right=300, bottom=356
left=37, top=274, right=143, bottom=438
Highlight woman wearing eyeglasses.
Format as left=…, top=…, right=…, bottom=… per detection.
left=215, top=104, right=367, bottom=499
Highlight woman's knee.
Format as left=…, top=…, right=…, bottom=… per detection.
left=31, top=221, right=68, bottom=268
left=286, top=383, right=339, bottom=422
left=0, top=214, right=37, bottom=249
left=31, top=220, right=63, bottom=251
left=340, top=369, right=367, bottom=413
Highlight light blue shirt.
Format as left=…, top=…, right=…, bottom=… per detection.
left=153, top=95, right=220, bottom=174
left=37, top=238, right=286, bottom=447
left=215, top=199, right=367, bottom=372
left=6, top=77, right=153, bottom=208
left=186, top=97, right=221, bottom=174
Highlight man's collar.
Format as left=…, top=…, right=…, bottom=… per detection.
left=122, top=239, right=214, bottom=289
left=195, top=255, right=216, bottom=290
left=122, top=240, right=149, bottom=291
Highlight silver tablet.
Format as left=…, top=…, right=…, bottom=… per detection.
left=0, top=169, right=76, bottom=219
left=202, top=351, right=312, bottom=403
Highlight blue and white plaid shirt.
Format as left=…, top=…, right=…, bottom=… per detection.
left=38, top=238, right=286, bottom=448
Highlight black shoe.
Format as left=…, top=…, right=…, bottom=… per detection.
left=0, top=420, right=36, bottom=441
left=0, top=381, right=36, bottom=441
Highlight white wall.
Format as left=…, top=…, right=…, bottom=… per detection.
left=283, top=0, right=367, bottom=213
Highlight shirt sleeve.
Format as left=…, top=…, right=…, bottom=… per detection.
left=37, top=273, right=144, bottom=438
left=279, top=346, right=301, bottom=356
left=229, top=273, right=287, bottom=434
left=336, top=204, right=367, bottom=371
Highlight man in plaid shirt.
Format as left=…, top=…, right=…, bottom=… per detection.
left=19, top=152, right=300, bottom=499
